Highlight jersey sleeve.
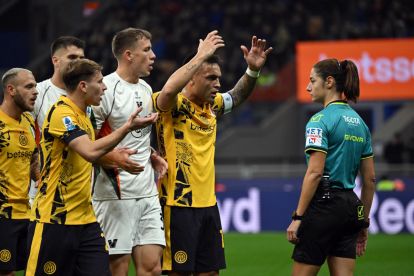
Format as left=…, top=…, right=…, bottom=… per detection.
left=152, top=92, right=165, bottom=112
left=304, top=114, right=328, bottom=154
left=361, top=127, right=374, bottom=159
left=152, top=91, right=184, bottom=113
left=48, top=106, right=87, bottom=145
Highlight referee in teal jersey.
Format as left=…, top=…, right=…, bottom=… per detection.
left=287, top=59, right=376, bottom=276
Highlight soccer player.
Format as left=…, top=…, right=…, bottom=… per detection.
left=92, top=27, right=167, bottom=276
left=30, top=36, right=85, bottom=203
left=0, top=68, right=38, bottom=276
left=287, top=59, right=375, bottom=275
left=153, top=31, right=272, bottom=275
left=26, top=59, right=158, bottom=276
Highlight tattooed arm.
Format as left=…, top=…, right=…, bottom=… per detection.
left=227, top=36, right=273, bottom=109
left=156, top=30, right=224, bottom=112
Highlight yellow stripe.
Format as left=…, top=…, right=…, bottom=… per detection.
left=304, top=148, right=327, bottom=154
left=162, top=205, right=172, bottom=271
left=361, top=155, right=374, bottom=160
left=26, top=223, right=44, bottom=276
left=329, top=102, right=348, bottom=105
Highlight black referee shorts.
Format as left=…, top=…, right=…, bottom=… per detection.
left=292, top=189, right=365, bottom=266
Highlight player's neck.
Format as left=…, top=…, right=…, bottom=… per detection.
left=51, top=74, right=66, bottom=90
left=323, top=92, right=343, bottom=108
left=67, top=93, right=87, bottom=113
left=116, top=66, right=140, bottom=84
left=182, top=89, right=204, bottom=108
left=0, top=100, right=23, bottom=120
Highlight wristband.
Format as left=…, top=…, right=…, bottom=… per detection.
left=246, top=67, right=260, bottom=78
left=291, top=210, right=303, bottom=221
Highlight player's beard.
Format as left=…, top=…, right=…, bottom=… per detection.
left=14, top=90, right=32, bottom=112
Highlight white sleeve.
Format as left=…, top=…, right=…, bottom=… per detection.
left=221, top=92, right=233, bottom=114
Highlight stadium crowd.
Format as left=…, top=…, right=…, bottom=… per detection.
left=74, top=0, right=414, bottom=91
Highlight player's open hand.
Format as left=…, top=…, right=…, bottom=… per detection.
left=197, top=30, right=225, bottom=60
left=241, top=36, right=273, bottom=71
left=127, top=106, right=158, bottom=131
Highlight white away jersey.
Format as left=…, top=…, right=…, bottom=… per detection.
left=92, top=72, right=157, bottom=200
left=33, top=79, right=67, bottom=130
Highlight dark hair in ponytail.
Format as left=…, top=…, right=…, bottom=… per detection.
left=313, top=58, right=360, bottom=102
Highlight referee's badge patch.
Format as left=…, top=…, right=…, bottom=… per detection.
left=306, top=128, right=323, bottom=147
left=174, top=250, right=188, bottom=264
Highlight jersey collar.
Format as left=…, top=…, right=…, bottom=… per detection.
left=326, top=100, right=348, bottom=108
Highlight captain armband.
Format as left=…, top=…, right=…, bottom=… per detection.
left=221, top=93, right=233, bottom=115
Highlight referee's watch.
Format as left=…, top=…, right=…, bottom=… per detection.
left=291, top=211, right=303, bottom=221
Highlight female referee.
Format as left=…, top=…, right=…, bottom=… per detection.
left=287, top=58, right=376, bottom=276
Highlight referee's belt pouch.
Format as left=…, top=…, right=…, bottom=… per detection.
left=346, top=194, right=366, bottom=233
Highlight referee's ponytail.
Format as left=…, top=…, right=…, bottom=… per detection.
left=313, top=58, right=360, bottom=103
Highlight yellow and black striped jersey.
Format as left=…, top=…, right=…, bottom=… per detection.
left=153, top=92, right=226, bottom=207
left=0, top=109, right=36, bottom=219
left=32, top=96, right=96, bottom=225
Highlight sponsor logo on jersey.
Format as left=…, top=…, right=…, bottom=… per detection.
left=190, top=122, right=215, bottom=132
left=174, top=250, right=188, bottom=264
left=7, top=150, right=33, bottom=160
left=43, top=261, right=57, bottom=274
left=342, top=115, right=360, bottom=125
left=62, top=116, right=76, bottom=131
left=344, top=134, right=364, bottom=143
left=306, top=128, right=323, bottom=147
left=131, top=125, right=152, bottom=138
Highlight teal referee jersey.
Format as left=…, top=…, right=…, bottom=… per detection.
left=304, top=101, right=373, bottom=189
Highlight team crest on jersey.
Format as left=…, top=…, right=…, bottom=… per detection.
left=306, top=128, right=323, bottom=147
left=19, top=132, right=28, bottom=146
left=62, top=116, right=76, bottom=131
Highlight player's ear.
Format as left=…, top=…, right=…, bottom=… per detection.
left=51, top=56, right=59, bottom=66
left=6, top=84, right=16, bottom=96
left=124, top=50, right=132, bottom=62
left=79, top=80, right=87, bottom=93
left=325, top=76, right=335, bottom=89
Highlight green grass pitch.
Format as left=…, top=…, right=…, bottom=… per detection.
left=18, top=232, right=414, bottom=275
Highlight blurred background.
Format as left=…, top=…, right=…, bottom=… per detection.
left=1, top=0, right=414, bottom=234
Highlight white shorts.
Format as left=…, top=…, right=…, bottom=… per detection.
left=93, top=195, right=165, bottom=255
